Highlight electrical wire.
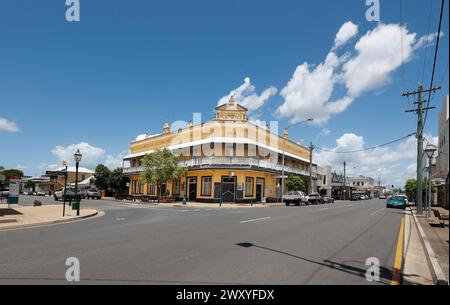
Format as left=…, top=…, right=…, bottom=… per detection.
left=315, top=133, right=416, bottom=154
left=399, top=0, right=410, bottom=103
left=421, top=0, right=434, bottom=85
left=422, top=0, right=445, bottom=133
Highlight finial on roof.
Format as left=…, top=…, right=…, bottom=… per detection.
left=163, top=122, right=170, bottom=134
left=229, top=95, right=235, bottom=107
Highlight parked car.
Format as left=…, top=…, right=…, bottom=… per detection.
left=82, top=189, right=102, bottom=200
left=379, top=194, right=386, bottom=199
left=386, top=196, right=406, bottom=209
left=35, top=191, right=46, bottom=196
left=283, top=191, right=307, bottom=206
left=397, top=195, right=408, bottom=205
left=322, top=196, right=334, bottom=203
left=0, top=189, right=9, bottom=198
left=54, top=187, right=76, bottom=201
left=307, top=193, right=324, bottom=204
left=351, top=194, right=361, bottom=201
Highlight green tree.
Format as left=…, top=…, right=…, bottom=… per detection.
left=24, top=180, right=36, bottom=191
left=109, top=167, right=127, bottom=196
left=1, top=169, right=24, bottom=187
left=140, top=148, right=182, bottom=202
left=404, top=179, right=416, bottom=201
left=285, top=175, right=306, bottom=192
left=94, top=164, right=111, bottom=191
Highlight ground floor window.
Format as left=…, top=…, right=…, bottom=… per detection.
left=201, top=176, right=212, bottom=196
left=147, top=183, right=156, bottom=195
left=132, top=180, right=143, bottom=194
left=172, top=178, right=180, bottom=195
left=245, top=177, right=254, bottom=197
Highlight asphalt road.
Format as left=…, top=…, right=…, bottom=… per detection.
left=0, top=196, right=403, bottom=285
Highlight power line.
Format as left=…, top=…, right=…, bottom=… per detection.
left=399, top=0, right=409, bottom=102
left=421, top=0, right=434, bottom=85
left=315, top=132, right=416, bottom=154
left=422, top=0, right=445, bottom=133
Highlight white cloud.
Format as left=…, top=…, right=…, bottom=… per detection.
left=104, top=151, right=128, bottom=169
left=277, top=22, right=432, bottom=125
left=333, top=21, right=359, bottom=50
left=277, top=51, right=346, bottom=124
left=413, top=31, right=445, bottom=51
left=15, top=165, right=27, bottom=171
left=218, top=77, right=277, bottom=112
left=315, top=133, right=419, bottom=187
left=51, top=142, right=106, bottom=169
left=342, top=23, right=417, bottom=98
left=0, top=117, right=19, bottom=132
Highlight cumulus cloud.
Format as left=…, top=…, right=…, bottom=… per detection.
left=218, top=77, right=277, bottom=112
left=413, top=31, right=445, bottom=51
left=314, top=132, right=434, bottom=187
left=104, top=151, right=128, bottom=169
left=342, top=23, right=416, bottom=98
left=0, top=117, right=19, bottom=132
left=333, top=21, right=359, bottom=50
left=51, top=142, right=106, bottom=169
left=278, top=52, right=345, bottom=124
left=277, top=22, right=437, bottom=124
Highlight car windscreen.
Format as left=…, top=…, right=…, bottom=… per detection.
left=392, top=196, right=405, bottom=201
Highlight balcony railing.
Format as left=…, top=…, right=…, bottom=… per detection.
left=123, top=157, right=315, bottom=177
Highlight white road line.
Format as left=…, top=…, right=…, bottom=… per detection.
left=370, top=207, right=385, bottom=216
left=346, top=204, right=353, bottom=207
left=239, top=217, right=271, bottom=224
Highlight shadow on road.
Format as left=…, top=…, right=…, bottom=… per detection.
left=236, top=242, right=393, bottom=285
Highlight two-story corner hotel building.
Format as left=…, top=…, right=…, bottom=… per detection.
left=122, top=97, right=315, bottom=203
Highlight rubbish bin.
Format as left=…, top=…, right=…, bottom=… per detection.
left=71, top=195, right=81, bottom=211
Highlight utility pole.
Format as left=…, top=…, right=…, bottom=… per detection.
left=343, top=161, right=346, bottom=200
left=309, top=142, right=314, bottom=194
left=403, top=85, right=441, bottom=214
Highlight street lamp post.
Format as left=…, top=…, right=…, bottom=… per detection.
left=424, top=144, right=437, bottom=219
left=183, top=166, right=188, bottom=205
left=62, top=160, right=68, bottom=217
left=73, top=149, right=82, bottom=216
left=281, top=118, right=313, bottom=203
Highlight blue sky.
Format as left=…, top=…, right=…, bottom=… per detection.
left=0, top=0, right=448, bottom=187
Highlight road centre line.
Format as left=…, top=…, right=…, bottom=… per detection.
left=239, top=217, right=271, bottom=224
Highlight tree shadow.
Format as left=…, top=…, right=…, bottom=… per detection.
left=236, top=242, right=394, bottom=285
left=0, top=209, right=23, bottom=216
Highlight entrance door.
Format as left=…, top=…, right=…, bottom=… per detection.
left=256, top=178, right=264, bottom=202
left=188, top=177, right=197, bottom=201
left=221, top=177, right=235, bottom=203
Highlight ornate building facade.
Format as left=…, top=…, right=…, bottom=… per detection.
left=122, top=97, right=315, bottom=203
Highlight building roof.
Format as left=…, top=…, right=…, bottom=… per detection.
left=48, top=166, right=94, bottom=174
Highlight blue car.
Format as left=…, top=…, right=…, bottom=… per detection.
left=386, top=196, right=406, bottom=209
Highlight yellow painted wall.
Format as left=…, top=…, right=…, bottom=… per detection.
left=129, top=169, right=278, bottom=201
left=130, top=121, right=310, bottom=161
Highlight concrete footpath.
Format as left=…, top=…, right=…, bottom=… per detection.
left=0, top=204, right=98, bottom=230
left=403, top=209, right=433, bottom=284
left=409, top=206, right=449, bottom=285
left=106, top=197, right=285, bottom=209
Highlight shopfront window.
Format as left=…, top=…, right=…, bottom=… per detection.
left=172, top=178, right=180, bottom=195
left=245, top=177, right=254, bottom=197
left=201, top=176, right=212, bottom=196
left=147, top=183, right=156, bottom=195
